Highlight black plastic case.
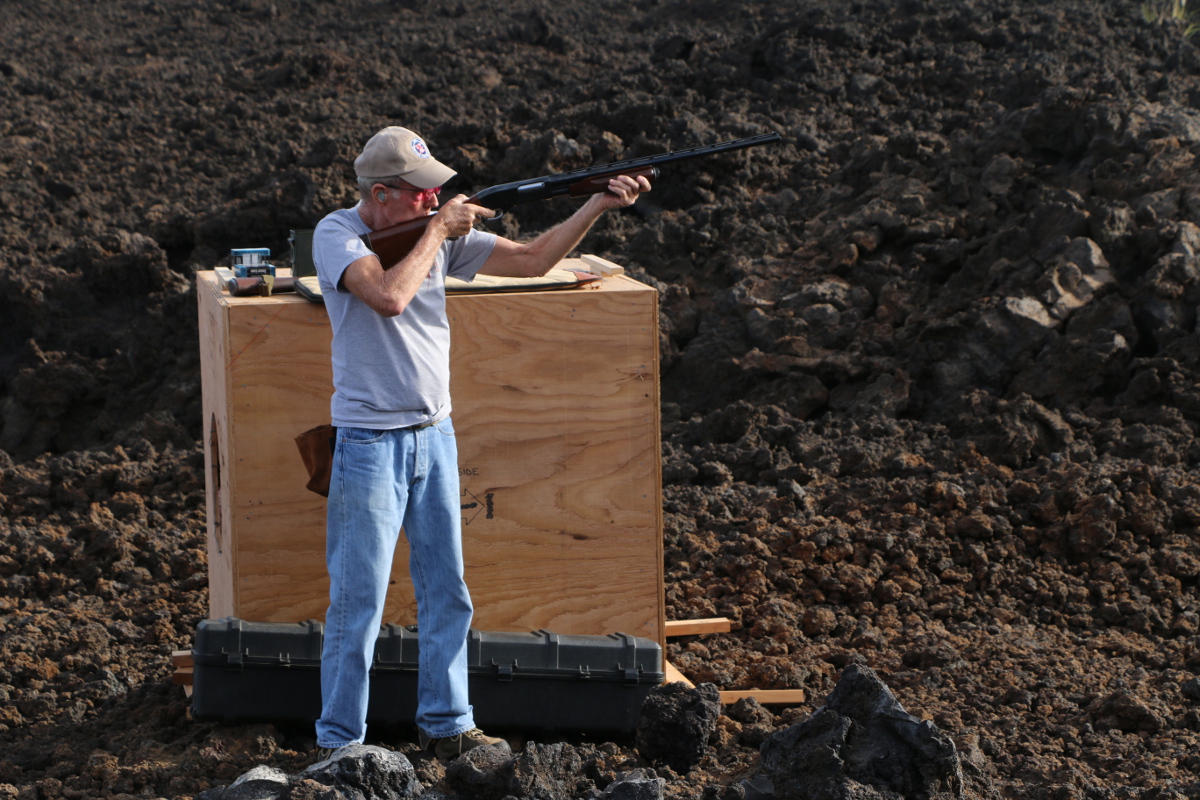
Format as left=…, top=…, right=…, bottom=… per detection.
left=190, top=617, right=663, bottom=736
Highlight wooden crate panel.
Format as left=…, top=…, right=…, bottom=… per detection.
left=197, top=263, right=664, bottom=644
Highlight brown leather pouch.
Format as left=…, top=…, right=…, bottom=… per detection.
left=295, top=424, right=337, bottom=497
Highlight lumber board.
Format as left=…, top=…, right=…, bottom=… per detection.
left=664, top=618, right=732, bottom=637
left=580, top=253, right=626, bottom=277
left=664, top=660, right=694, bottom=687
left=198, top=275, right=236, bottom=618
left=666, top=660, right=806, bottom=704
left=172, top=667, right=194, bottom=686
left=171, top=650, right=193, bottom=668
left=719, top=689, right=807, bottom=705
left=197, top=264, right=664, bottom=644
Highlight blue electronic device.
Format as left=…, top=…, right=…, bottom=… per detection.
left=231, top=248, right=274, bottom=278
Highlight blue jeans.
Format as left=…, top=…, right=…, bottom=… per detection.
left=316, top=418, right=475, bottom=747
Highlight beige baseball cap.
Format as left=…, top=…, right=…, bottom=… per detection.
left=354, top=126, right=456, bottom=188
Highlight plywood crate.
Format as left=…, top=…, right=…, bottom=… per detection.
left=197, top=263, right=664, bottom=645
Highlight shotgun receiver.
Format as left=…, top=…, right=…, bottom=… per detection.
left=363, top=132, right=782, bottom=269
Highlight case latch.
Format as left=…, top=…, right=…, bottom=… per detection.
left=623, top=664, right=641, bottom=686
left=615, top=632, right=641, bottom=685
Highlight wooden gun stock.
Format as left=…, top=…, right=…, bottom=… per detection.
left=365, top=218, right=435, bottom=272
left=566, top=165, right=657, bottom=198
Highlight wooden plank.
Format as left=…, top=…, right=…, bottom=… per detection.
left=664, top=618, right=732, bottom=637
left=171, top=650, right=193, bottom=668
left=197, top=264, right=665, bottom=645
left=666, top=658, right=805, bottom=705
left=719, top=689, right=807, bottom=705
left=172, top=667, right=193, bottom=686
left=198, top=273, right=236, bottom=618
left=664, top=660, right=694, bottom=687
left=580, top=253, right=626, bottom=277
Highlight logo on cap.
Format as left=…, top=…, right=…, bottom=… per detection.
left=411, top=137, right=430, bottom=159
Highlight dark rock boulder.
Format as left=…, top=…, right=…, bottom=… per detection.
left=445, top=740, right=600, bottom=800
left=502, top=741, right=599, bottom=799
left=442, top=741, right=515, bottom=799
left=196, top=765, right=291, bottom=800
left=756, top=664, right=993, bottom=800
left=198, top=745, right=421, bottom=800
left=301, top=744, right=422, bottom=800
left=586, top=768, right=666, bottom=800
left=635, top=681, right=722, bottom=773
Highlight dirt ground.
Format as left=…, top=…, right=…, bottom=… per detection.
left=4, top=0, right=1200, bottom=797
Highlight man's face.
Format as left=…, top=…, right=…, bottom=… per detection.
left=374, top=181, right=442, bottom=225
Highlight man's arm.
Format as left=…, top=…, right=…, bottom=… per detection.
left=343, top=199, right=489, bottom=316
left=477, top=175, right=650, bottom=278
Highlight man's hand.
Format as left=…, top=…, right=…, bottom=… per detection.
left=586, top=174, right=651, bottom=213
left=478, top=173, right=651, bottom=279
left=432, top=195, right=495, bottom=239
left=345, top=195, right=494, bottom=317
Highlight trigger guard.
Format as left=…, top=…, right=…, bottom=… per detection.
left=484, top=209, right=506, bottom=225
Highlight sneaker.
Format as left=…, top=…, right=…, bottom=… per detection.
left=419, top=728, right=506, bottom=761
left=314, top=746, right=339, bottom=764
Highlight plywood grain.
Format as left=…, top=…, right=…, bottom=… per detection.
left=198, top=274, right=236, bottom=618
left=197, top=262, right=664, bottom=644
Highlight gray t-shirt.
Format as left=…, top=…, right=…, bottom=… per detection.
left=313, top=205, right=497, bottom=429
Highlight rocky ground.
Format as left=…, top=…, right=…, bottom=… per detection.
left=3, top=0, right=1200, bottom=797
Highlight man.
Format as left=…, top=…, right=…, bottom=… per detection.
left=312, top=126, right=648, bottom=761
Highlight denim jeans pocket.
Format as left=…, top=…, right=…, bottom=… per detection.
left=341, top=427, right=387, bottom=445
left=434, top=417, right=455, bottom=437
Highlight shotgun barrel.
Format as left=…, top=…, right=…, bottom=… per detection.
left=470, top=132, right=782, bottom=211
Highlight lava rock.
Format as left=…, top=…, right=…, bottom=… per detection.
left=757, top=664, right=982, bottom=800
left=195, top=765, right=291, bottom=800
left=301, top=744, right=422, bottom=800
left=446, top=740, right=598, bottom=800
left=587, top=768, right=666, bottom=800
left=502, top=741, right=600, bottom=800
left=635, top=682, right=721, bottom=773
left=197, top=746, right=423, bottom=800
left=442, top=740, right=516, bottom=798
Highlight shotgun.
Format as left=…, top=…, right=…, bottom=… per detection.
left=363, top=132, right=782, bottom=269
